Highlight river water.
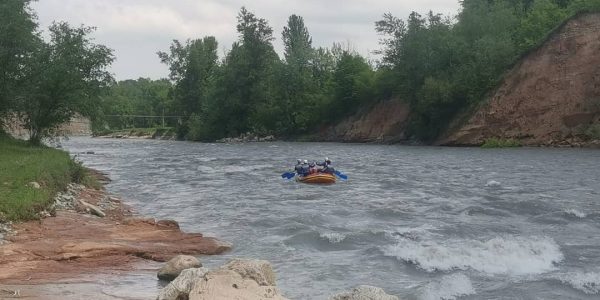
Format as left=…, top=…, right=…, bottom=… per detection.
left=62, top=137, right=600, bottom=300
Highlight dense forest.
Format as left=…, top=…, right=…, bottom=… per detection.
left=2, top=0, right=600, bottom=143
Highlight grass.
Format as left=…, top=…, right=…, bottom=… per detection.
left=0, top=133, right=98, bottom=221
left=481, top=137, right=522, bottom=148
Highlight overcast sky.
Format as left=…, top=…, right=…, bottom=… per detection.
left=32, top=0, right=461, bottom=80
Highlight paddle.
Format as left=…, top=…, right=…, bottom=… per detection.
left=281, top=172, right=296, bottom=179
left=334, top=170, right=348, bottom=180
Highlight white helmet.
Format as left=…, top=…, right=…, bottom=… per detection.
left=297, top=159, right=302, bottom=163
left=303, top=159, right=308, bottom=164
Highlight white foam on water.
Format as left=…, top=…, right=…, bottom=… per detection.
left=556, top=271, right=600, bottom=295
left=223, top=164, right=272, bottom=173
left=421, top=273, right=475, bottom=300
left=383, top=224, right=439, bottom=241
left=384, top=236, right=563, bottom=275
left=564, top=209, right=587, bottom=218
left=197, top=157, right=218, bottom=162
left=197, top=165, right=216, bottom=173
left=485, top=180, right=501, bottom=187
left=320, top=232, right=347, bottom=243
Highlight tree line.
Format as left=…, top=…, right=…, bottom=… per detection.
left=0, top=0, right=113, bottom=144
left=99, top=0, right=600, bottom=142
left=3, top=1, right=599, bottom=143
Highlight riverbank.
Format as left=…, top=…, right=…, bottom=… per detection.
left=0, top=136, right=231, bottom=298
left=0, top=133, right=95, bottom=222
left=0, top=180, right=230, bottom=284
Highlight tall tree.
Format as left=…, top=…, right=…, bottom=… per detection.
left=279, top=15, right=315, bottom=133
left=158, top=37, right=219, bottom=138
left=19, top=23, right=114, bottom=144
left=0, top=0, right=38, bottom=127
left=216, top=7, right=279, bottom=136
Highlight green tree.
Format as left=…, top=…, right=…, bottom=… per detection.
left=0, top=0, right=38, bottom=126
left=94, top=78, right=173, bottom=131
left=158, top=37, right=219, bottom=138
left=214, top=7, right=280, bottom=137
left=279, top=14, right=315, bottom=134
left=515, top=0, right=569, bottom=50
left=19, top=22, right=114, bottom=144
left=330, top=52, right=375, bottom=118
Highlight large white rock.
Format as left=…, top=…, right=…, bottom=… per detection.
left=157, top=267, right=209, bottom=300
left=188, top=258, right=288, bottom=300
left=330, top=285, right=400, bottom=300
left=158, top=255, right=203, bottom=281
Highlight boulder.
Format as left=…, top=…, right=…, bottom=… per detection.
left=157, top=267, right=209, bottom=300
left=158, top=255, right=202, bottom=281
left=330, top=285, right=399, bottom=300
left=223, top=258, right=276, bottom=286
left=188, top=258, right=288, bottom=300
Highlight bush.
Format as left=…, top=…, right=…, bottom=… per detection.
left=584, top=124, right=600, bottom=140
left=481, top=137, right=522, bottom=148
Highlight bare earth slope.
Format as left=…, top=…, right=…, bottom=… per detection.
left=318, top=99, right=410, bottom=143
left=439, top=12, right=600, bottom=147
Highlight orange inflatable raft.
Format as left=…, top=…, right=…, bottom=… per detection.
left=296, top=173, right=336, bottom=184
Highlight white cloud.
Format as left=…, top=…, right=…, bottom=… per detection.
left=32, top=0, right=461, bottom=80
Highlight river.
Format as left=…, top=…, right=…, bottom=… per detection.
left=62, top=137, right=600, bottom=300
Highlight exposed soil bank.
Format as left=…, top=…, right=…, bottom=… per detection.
left=320, top=13, right=600, bottom=147
left=0, top=172, right=230, bottom=289
left=439, top=12, right=600, bottom=147
left=316, top=99, right=410, bottom=143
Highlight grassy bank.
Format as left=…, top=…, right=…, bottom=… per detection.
left=0, top=133, right=93, bottom=221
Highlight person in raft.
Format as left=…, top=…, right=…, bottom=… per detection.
left=317, top=157, right=335, bottom=174
left=299, top=159, right=310, bottom=176
left=294, top=158, right=335, bottom=176
left=294, top=159, right=303, bottom=175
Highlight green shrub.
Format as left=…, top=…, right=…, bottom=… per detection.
left=481, top=137, right=522, bottom=148
left=584, top=124, right=600, bottom=140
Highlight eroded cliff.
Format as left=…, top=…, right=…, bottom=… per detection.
left=439, top=12, right=600, bottom=147
left=317, top=99, right=410, bottom=143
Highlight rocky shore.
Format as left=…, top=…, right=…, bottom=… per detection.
left=156, top=256, right=399, bottom=300
left=216, top=133, right=276, bottom=143
left=0, top=171, right=230, bottom=287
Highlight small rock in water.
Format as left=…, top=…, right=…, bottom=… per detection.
left=485, top=180, right=501, bottom=188
left=158, top=255, right=203, bottom=281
